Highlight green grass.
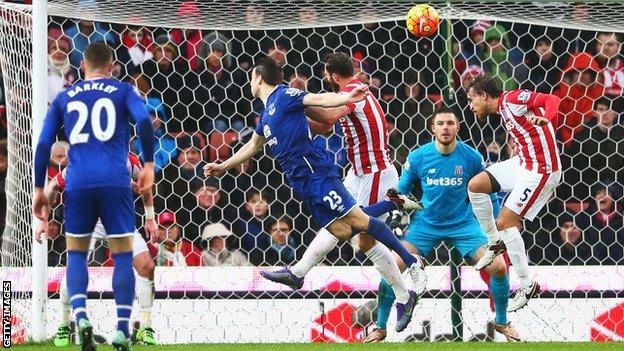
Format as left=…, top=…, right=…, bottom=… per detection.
left=10, top=342, right=623, bottom=351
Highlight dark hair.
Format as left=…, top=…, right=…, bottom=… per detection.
left=246, top=188, right=271, bottom=202
left=83, top=41, right=113, bottom=70
left=325, top=52, right=355, bottom=78
left=267, top=216, right=293, bottom=233
left=594, top=96, right=613, bottom=110
left=469, top=73, right=503, bottom=98
left=0, top=139, right=7, bottom=157
left=430, top=106, right=459, bottom=125
left=253, top=57, right=283, bottom=85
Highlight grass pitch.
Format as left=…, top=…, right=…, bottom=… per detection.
left=12, top=342, right=623, bottom=351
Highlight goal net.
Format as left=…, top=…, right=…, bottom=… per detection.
left=1, top=0, right=624, bottom=344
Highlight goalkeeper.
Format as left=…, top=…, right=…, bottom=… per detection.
left=365, top=107, right=518, bottom=342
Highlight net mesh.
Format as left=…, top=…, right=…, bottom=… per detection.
left=1, top=0, right=624, bottom=344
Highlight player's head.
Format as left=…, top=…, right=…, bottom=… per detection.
left=430, top=106, right=459, bottom=146
left=82, top=41, right=114, bottom=76
left=324, top=52, right=355, bottom=92
left=467, top=73, right=502, bottom=118
left=251, top=57, right=283, bottom=97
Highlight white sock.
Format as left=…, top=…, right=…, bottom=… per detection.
left=290, top=228, right=339, bottom=278
left=365, top=242, right=410, bottom=304
left=501, top=227, right=532, bottom=289
left=137, top=275, right=155, bottom=328
left=468, top=191, right=500, bottom=244
left=59, top=275, right=71, bottom=326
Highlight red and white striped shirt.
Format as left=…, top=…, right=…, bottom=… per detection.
left=339, top=79, right=393, bottom=176
left=498, top=90, right=561, bottom=174
left=56, top=153, right=142, bottom=190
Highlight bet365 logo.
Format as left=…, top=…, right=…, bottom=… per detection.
left=426, top=177, right=463, bottom=186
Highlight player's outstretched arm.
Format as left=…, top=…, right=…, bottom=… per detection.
left=204, top=133, right=265, bottom=177
left=305, top=106, right=350, bottom=135
left=302, top=85, right=369, bottom=108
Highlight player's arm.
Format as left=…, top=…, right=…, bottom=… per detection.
left=397, top=152, right=419, bottom=195
left=125, top=85, right=155, bottom=194
left=302, top=85, right=368, bottom=108
left=141, top=186, right=159, bottom=243
left=204, top=132, right=265, bottom=177
left=33, top=100, right=63, bottom=221
left=305, top=106, right=350, bottom=135
left=525, top=92, right=561, bottom=126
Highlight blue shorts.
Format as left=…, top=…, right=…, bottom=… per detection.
left=293, top=172, right=357, bottom=228
left=403, top=220, right=487, bottom=260
left=64, top=187, right=135, bottom=238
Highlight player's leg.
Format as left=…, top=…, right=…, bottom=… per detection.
left=64, top=189, right=99, bottom=351
left=131, top=232, right=157, bottom=345
left=54, top=275, right=72, bottom=347
left=98, top=187, right=137, bottom=350
left=329, top=207, right=419, bottom=332
left=469, top=159, right=518, bottom=269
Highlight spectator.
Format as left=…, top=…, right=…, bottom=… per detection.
left=553, top=52, right=604, bottom=148
left=579, top=184, right=624, bottom=264
left=221, top=134, right=269, bottom=207
left=478, top=24, right=528, bottom=90
left=234, top=189, right=271, bottom=255
left=524, top=36, right=564, bottom=93
left=121, top=25, right=153, bottom=66
left=594, top=32, right=624, bottom=112
left=195, top=31, right=243, bottom=122
left=132, top=97, right=177, bottom=173
left=48, top=141, right=68, bottom=179
left=461, top=20, right=492, bottom=63
left=257, top=217, right=300, bottom=266
left=574, top=98, right=624, bottom=190
left=48, top=28, right=79, bottom=103
left=201, top=223, right=250, bottom=266
left=159, top=135, right=205, bottom=211
left=179, top=178, right=233, bottom=248
left=530, top=213, right=594, bottom=265
left=139, top=34, right=203, bottom=132
left=64, top=19, right=117, bottom=68
left=151, top=211, right=202, bottom=266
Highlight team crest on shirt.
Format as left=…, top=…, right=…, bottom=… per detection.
left=268, top=103, right=276, bottom=116
left=517, top=90, right=531, bottom=103
left=454, top=165, right=463, bottom=177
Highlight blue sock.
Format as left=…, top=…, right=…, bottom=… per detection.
left=112, top=251, right=135, bottom=338
left=490, top=274, right=509, bottom=325
left=376, top=279, right=396, bottom=330
left=66, top=250, right=89, bottom=322
left=366, top=217, right=417, bottom=267
left=361, top=200, right=398, bottom=218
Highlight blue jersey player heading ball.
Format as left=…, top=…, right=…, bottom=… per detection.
left=32, top=42, right=155, bottom=351
left=204, top=57, right=424, bottom=332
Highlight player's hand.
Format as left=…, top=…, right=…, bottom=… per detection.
left=144, top=218, right=159, bottom=244
left=137, top=162, right=155, bottom=195
left=347, top=85, right=370, bottom=104
left=131, top=180, right=140, bottom=194
left=32, top=188, right=51, bottom=222
left=204, top=163, right=225, bottom=177
left=34, top=220, right=48, bottom=244
left=526, top=115, right=549, bottom=126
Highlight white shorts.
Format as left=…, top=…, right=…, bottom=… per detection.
left=89, top=220, right=149, bottom=258
left=343, top=166, right=399, bottom=221
left=486, top=157, right=562, bottom=221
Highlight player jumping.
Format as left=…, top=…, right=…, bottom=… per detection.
left=204, top=57, right=423, bottom=332
left=33, top=42, right=155, bottom=351
left=364, top=107, right=517, bottom=342
left=262, top=51, right=427, bottom=300
left=35, top=152, right=159, bottom=346
left=466, top=74, right=562, bottom=312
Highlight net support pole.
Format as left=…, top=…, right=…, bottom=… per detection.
left=31, top=0, right=48, bottom=342
left=450, top=248, right=463, bottom=341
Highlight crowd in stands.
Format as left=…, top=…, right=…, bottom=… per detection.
left=0, top=3, right=622, bottom=268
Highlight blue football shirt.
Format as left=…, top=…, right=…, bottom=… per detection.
left=35, top=78, right=152, bottom=190
left=398, top=140, right=497, bottom=228
left=255, top=85, right=336, bottom=183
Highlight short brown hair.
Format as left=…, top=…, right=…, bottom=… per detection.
left=253, top=57, right=283, bottom=86
left=83, top=41, right=113, bottom=70
left=469, top=73, right=502, bottom=98
left=429, top=106, right=459, bottom=125
left=325, top=52, right=355, bottom=78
